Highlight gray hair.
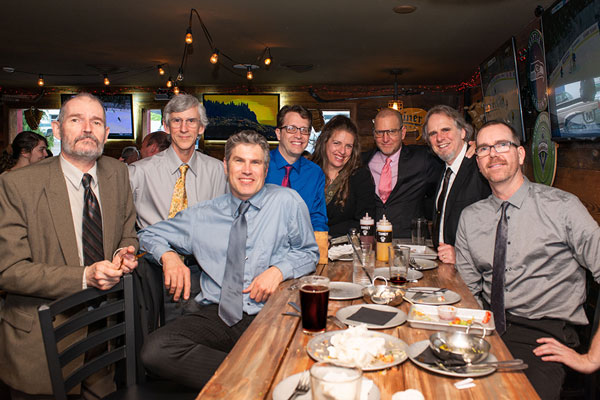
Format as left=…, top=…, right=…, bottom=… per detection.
left=163, top=94, right=209, bottom=127
left=120, top=146, right=140, bottom=159
left=224, top=130, right=270, bottom=167
left=58, top=92, right=106, bottom=126
left=422, top=105, right=473, bottom=142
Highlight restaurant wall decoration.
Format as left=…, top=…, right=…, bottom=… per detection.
left=532, top=111, right=557, bottom=186
left=202, top=93, right=280, bottom=141
left=527, top=29, right=549, bottom=113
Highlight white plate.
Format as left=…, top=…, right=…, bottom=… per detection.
left=272, top=372, right=380, bottom=400
left=404, top=287, right=461, bottom=305
left=407, top=340, right=497, bottom=378
left=373, top=268, right=424, bottom=281
left=330, top=281, right=364, bottom=300
left=407, top=304, right=495, bottom=334
left=307, top=330, right=408, bottom=371
left=405, top=245, right=438, bottom=260
left=413, top=259, right=438, bottom=270
left=336, top=304, right=407, bottom=330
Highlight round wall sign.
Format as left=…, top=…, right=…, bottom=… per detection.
left=532, top=111, right=557, bottom=186
left=528, top=29, right=548, bottom=112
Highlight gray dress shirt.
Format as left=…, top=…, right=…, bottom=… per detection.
left=128, top=146, right=227, bottom=228
left=455, top=177, right=600, bottom=325
left=138, top=184, right=319, bottom=315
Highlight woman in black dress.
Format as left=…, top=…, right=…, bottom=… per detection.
left=311, top=116, right=375, bottom=237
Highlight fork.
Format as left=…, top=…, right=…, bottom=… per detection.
left=409, top=257, right=423, bottom=270
left=287, top=371, right=310, bottom=400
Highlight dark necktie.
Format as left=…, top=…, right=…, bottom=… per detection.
left=82, top=173, right=104, bottom=266
left=491, top=201, right=509, bottom=335
left=219, top=200, right=251, bottom=326
left=281, top=165, right=292, bottom=188
left=433, top=167, right=452, bottom=246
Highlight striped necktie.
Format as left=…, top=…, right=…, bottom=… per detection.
left=82, top=173, right=104, bottom=265
left=168, top=164, right=189, bottom=218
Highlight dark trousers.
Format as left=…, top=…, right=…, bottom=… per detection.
left=140, top=304, right=255, bottom=390
left=502, top=313, right=580, bottom=400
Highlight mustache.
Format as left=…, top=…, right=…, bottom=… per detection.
left=74, top=134, right=100, bottom=145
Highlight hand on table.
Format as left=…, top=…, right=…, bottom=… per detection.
left=85, top=260, right=123, bottom=290
left=111, top=245, right=138, bottom=274
left=534, top=337, right=600, bottom=374
left=437, top=243, right=456, bottom=265
left=161, top=251, right=191, bottom=301
left=243, top=266, right=283, bottom=303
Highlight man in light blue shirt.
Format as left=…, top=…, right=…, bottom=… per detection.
left=139, top=130, right=318, bottom=389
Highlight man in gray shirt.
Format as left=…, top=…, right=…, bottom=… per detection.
left=129, top=94, right=226, bottom=320
left=455, top=121, right=600, bottom=399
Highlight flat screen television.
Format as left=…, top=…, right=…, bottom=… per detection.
left=542, top=0, right=600, bottom=139
left=60, top=94, right=134, bottom=139
left=480, top=36, right=526, bottom=141
left=202, top=93, right=280, bottom=141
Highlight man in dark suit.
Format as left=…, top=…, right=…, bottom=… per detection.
left=363, top=108, right=442, bottom=238
left=422, top=105, right=490, bottom=264
left=0, top=92, right=138, bottom=399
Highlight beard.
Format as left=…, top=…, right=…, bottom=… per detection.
left=62, top=134, right=105, bottom=161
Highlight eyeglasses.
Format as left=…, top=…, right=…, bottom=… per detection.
left=280, top=125, right=311, bottom=136
left=373, top=129, right=401, bottom=138
left=475, top=140, right=519, bottom=157
left=170, top=117, right=200, bottom=128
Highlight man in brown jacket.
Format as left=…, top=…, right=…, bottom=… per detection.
left=0, top=93, right=138, bottom=399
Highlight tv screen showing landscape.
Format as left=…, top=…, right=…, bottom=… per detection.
left=202, top=94, right=280, bottom=141
left=543, top=0, right=600, bottom=139
left=480, top=36, right=526, bottom=141
left=60, top=94, right=134, bottom=139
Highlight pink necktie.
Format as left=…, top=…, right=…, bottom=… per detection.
left=281, top=165, right=292, bottom=188
left=379, top=157, right=392, bottom=203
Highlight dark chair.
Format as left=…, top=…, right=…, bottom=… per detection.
left=38, top=274, right=196, bottom=400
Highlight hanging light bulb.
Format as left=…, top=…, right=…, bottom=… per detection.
left=158, top=65, right=165, bottom=75
left=264, top=48, right=272, bottom=66
left=166, top=77, right=173, bottom=88
left=391, top=101, right=400, bottom=111
left=246, top=66, right=253, bottom=80
left=185, top=27, right=193, bottom=44
left=173, top=85, right=180, bottom=95
left=210, top=49, right=219, bottom=64
left=103, top=74, right=110, bottom=86
left=37, top=74, right=44, bottom=86
left=177, top=68, right=184, bottom=81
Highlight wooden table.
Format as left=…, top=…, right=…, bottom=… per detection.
left=198, top=260, right=539, bottom=399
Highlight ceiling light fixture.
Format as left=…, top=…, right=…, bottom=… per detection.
left=173, top=85, right=180, bottom=95
left=246, top=67, right=253, bottom=80
left=388, top=69, right=402, bottom=111
left=210, top=49, right=219, bottom=64
left=103, top=74, right=110, bottom=86
left=263, top=47, right=272, bottom=66
left=157, top=65, right=165, bottom=75
left=166, top=76, right=173, bottom=88
left=185, top=27, right=193, bottom=44
left=393, top=5, right=417, bottom=14
left=37, top=74, right=44, bottom=87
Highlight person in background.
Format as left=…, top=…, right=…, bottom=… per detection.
left=118, top=145, right=140, bottom=164
left=0, top=131, right=48, bottom=174
left=140, top=130, right=170, bottom=159
left=311, top=115, right=375, bottom=237
left=455, top=121, right=600, bottom=399
left=362, top=108, right=442, bottom=238
left=128, top=94, right=226, bottom=322
left=0, top=92, right=138, bottom=399
left=422, top=105, right=490, bottom=264
left=139, top=131, right=318, bottom=389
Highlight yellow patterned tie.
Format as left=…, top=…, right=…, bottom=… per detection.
left=168, top=164, right=189, bottom=218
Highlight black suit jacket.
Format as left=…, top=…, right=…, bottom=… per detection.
left=363, top=145, right=443, bottom=238
left=432, top=155, right=491, bottom=248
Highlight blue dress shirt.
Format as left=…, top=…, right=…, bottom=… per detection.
left=265, top=148, right=328, bottom=231
left=138, top=184, right=319, bottom=315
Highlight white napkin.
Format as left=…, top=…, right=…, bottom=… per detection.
left=316, top=375, right=373, bottom=400
left=327, top=325, right=386, bottom=368
left=392, top=389, right=425, bottom=400
left=329, top=244, right=353, bottom=260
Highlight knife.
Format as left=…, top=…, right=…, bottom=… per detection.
left=288, top=301, right=301, bottom=313
left=406, top=288, right=447, bottom=294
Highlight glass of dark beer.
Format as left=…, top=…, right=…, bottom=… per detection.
left=299, top=276, right=330, bottom=334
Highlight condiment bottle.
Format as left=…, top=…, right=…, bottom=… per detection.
left=359, top=213, right=375, bottom=246
left=376, top=215, right=393, bottom=262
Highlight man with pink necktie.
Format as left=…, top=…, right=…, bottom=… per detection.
left=362, top=108, right=442, bottom=238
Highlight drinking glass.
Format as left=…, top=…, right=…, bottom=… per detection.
left=389, top=245, right=410, bottom=286
left=310, top=362, right=362, bottom=400
left=411, top=218, right=427, bottom=245
left=299, top=276, right=330, bottom=334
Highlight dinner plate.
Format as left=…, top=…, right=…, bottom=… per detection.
left=307, top=330, right=408, bottom=371
left=336, top=304, right=407, bottom=330
left=404, top=245, right=438, bottom=260
left=404, top=287, right=461, bottom=305
left=272, top=372, right=381, bottom=400
left=330, top=281, right=364, bottom=300
left=407, top=340, right=497, bottom=378
left=373, top=268, right=424, bottom=281
left=329, top=244, right=353, bottom=261
left=413, top=259, right=438, bottom=270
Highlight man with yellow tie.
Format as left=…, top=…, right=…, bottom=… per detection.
left=129, top=94, right=226, bottom=321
